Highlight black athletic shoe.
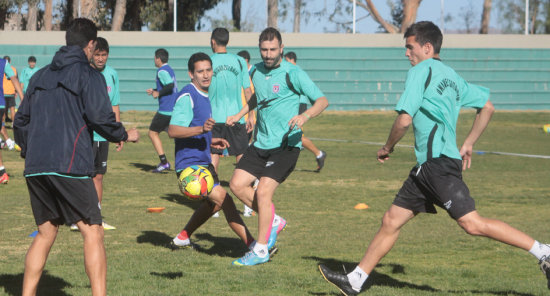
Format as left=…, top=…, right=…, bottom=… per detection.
left=540, top=254, right=550, bottom=289
left=318, top=264, right=358, bottom=296
left=316, top=151, right=327, bottom=172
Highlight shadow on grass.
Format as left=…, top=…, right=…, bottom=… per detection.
left=130, top=162, right=169, bottom=173
left=191, top=232, right=249, bottom=258
left=160, top=193, right=201, bottom=211
left=136, top=230, right=173, bottom=249
left=150, top=271, right=183, bottom=279
left=0, top=271, right=72, bottom=296
left=294, top=168, right=321, bottom=173
left=305, top=256, right=535, bottom=296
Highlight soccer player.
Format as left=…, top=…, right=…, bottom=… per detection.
left=227, top=27, right=329, bottom=266
left=168, top=52, right=254, bottom=250
left=19, top=56, right=40, bottom=95
left=13, top=18, right=139, bottom=296
left=2, top=56, right=18, bottom=124
left=0, top=55, right=24, bottom=150
left=317, top=21, right=550, bottom=295
left=209, top=28, right=253, bottom=172
left=87, top=36, right=121, bottom=230
left=284, top=51, right=327, bottom=172
left=146, top=48, right=178, bottom=173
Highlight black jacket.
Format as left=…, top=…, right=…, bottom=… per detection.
left=14, top=45, right=128, bottom=176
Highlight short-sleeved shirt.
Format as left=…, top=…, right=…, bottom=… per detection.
left=210, top=52, right=250, bottom=124
left=251, top=60, right=324, bottom=150
left=0, top=60, right=15, bottom=107
left=156, top=64, right=178, bottom=115
left=20, top=66, right=40, bottom=93
left=395, top=58, right=490, bottom=166
left=170, top=83, right=212, bottom=172
left=93, top=65, right=120, bottom=142
left=3, top=64, right=17, bottom=96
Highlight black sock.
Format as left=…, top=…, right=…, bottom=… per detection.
left=159, top=154, right=168, bottom=164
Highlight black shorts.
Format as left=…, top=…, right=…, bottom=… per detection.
left=176, top=163, right=220, bottom=186
left=211, top=123, right=248, bottom=156
left=236, top=145, right=300, bottom=183
left=393, top=156, right=476, bottom=220
left=26, top=175, right=102, bottom=226
left=5, top=96, right=15, bottom=109
left=149, top=112, right=171, bottom=133
left=0, top=108, right=4, bottom=122
left=299, top=103, right=307, bottom=114
left=93, top=141, right=109, bottom=175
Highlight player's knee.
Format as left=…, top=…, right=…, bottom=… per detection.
left=148, top=130, right=157, bottom=139
left=457, top=218, right=484, bottom=236
left=380, top=211, right=400, bottom=231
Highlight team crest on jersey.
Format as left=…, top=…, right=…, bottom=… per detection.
left=272, top=84, right=280, bottom=94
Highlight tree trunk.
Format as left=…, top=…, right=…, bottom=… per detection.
left=111, top=0, right=127, bottom=31
left=43, top=0, right=53, bottom=30
left=479, top=0, right=491, bottom=34
left=79, top=0, right=98, bottom=20
left=363, top=0, right=398, bottom=33
left=267, top=0, right=277, bottom=28
left=232, top=0, right=241, bottom=30
left=293, top=0, right=300, bottom=32
left=401, top=0, right=422, bottom=33
left=27, top=2, right=38, bottom=31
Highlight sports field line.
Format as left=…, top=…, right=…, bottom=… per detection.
left=310, top=137, right=550, bottom=159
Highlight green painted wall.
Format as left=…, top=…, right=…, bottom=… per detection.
left=2, top=44, right=549, bottom=110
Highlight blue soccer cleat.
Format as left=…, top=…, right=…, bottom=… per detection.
left=267, top=218, right=287, bottom=250
left=232, top=250, right=269, bottom=266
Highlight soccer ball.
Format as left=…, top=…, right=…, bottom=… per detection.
left=178, top=165, right=214, bottom=200
left=543, top=124, right=550, bottom=134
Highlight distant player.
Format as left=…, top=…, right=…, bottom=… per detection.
left=209, top=28, right=253, bottom=172
left=318, top=21, right=550, bottom=295
left=2, top=56, right=18, bottom=125
left=19, top=56, right=40, bottom=95
left=284, top=51, right=327, bottom=172
left=0, top=151, right=7, bottom=184
left=146, top=48, right=178, bottom=173
left=227, top=27, right=329, bottom=266
left=0, top=55, right=24, bottom=151
left=168, top=52, right=254, bottom=250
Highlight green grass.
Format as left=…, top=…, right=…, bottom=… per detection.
left=1, top=110, right=550, bottom=295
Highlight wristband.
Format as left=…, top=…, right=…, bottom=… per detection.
left=303, top=113, right=310, bottom=120
left=382, top=146, right=394, bottom=153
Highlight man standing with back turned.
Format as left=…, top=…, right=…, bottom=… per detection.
left=14, top=18, right=139, bottom=296
left=318, top=21, right=550, bottom=295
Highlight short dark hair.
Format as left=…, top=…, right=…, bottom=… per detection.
left=28, top=56, right=36, bottom=62
left=259, top=27, right=282, bottom=46
left=188, top=52, right=212, bottom=73
left=284, top=51, right=297, bottom=62
left=155, top=48, right=169, bottom=63
left=237, top=50, right=250, bottom=62
left=3, top=56, right=10, bottom=62
left=404, top=21, right=443, bottom=54
left=95, top=37, right=109, bottom=53
left=211, top=28, right=229, bottom=46
left=66, top=18, right=97, bottom=48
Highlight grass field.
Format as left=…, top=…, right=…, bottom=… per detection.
left=1, top=110, right=550, bottom=296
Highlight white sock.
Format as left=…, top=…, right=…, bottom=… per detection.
left=316, top=151, right=323, bottom=158
left=252, top=242, right=268, bottom=258
left=347, top=266, right=368, bottom=292
left=0, top=166, right=4, bottom=171
left=272, top=214, right=281, bottom=227
left=529, top=240, right=550, bottom=260
left=173, top=236, right=190, bottom=246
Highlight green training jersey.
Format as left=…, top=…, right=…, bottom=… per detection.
left=94, top=65, right=121, bottom=142
left=210, top=52, right=250, bottom=124
left=395, top=58, right=489, bottom=166
left=20, top=66, right=40, bottom=93
left=251, top=60, right=324, bottom=150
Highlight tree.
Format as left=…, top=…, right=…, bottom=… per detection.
left=26, top=0, right=39, bottom=30
left=43, top=0, right=53, bottom=30
left=268, top=0, right=277, bottom=27
left=232, top=0, right=240, bottom=30
left=496, top=0, right=550, bottom=34
left=0, top=0, right=12, bottom=30
left=479, top=0, right=492, bottom=34
left=293, top=0, right=300, bottom=32
left=111, top=0, right=126, bottom=30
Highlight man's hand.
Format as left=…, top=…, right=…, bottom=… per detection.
left=459, top=143, right=473, bottom=171
left=288, top=113, right=309, bottom=130
left=246, top=116, right=255, bottom=133
left=202, top=118, right=216, bottom=133
left=226, top=115, right=240, bottom=127
left=146, top=88, right=159, bottom=98
left=377, top=146, right=393, bottom=163
left=126, top=128, right=140, bottom=143
left=116, top=141, right=124, bottom=152
left=211, top=138, right=230, bottom=150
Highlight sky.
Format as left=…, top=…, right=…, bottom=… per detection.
left=201, top=0, right=502, bottom=34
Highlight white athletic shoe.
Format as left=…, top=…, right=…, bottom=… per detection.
left=70, top=224, right=79, bottom=231
left=5, top=138, right=15, bottom=151
left=243, top=205, right=253, bottom=217
left=212, top=212, right=220, bottom=218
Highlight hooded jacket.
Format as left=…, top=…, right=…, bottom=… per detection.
left=14, top=45, right=128, bottom=177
